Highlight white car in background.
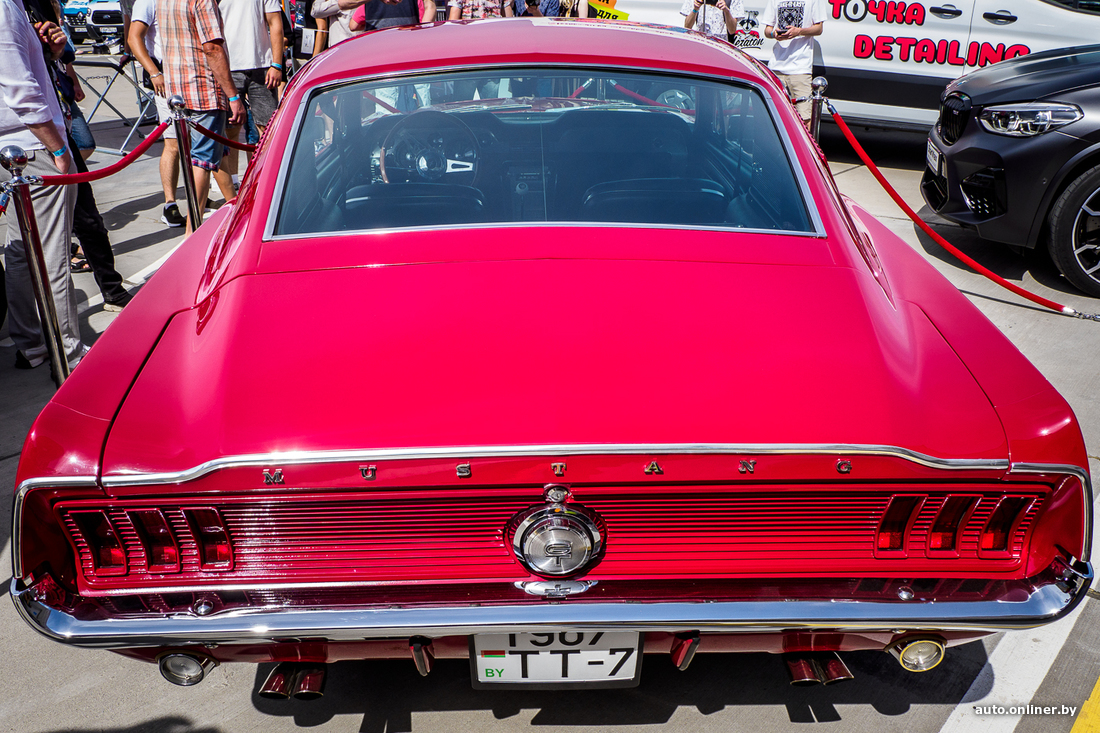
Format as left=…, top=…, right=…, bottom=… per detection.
left=603, top=0, right=1100, bottom=130
left=87, top=0, right=124, bottom=48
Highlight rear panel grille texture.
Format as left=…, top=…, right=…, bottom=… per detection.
left=60, top=484, right=1044, bottom=593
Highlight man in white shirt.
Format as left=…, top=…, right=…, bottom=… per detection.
left=761, top=0, right=825, bottom=123
left=0, top=0, right=88, bottom=369
left=219, top=0, right=284, bottom=182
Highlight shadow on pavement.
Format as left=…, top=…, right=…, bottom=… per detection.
left=251, top=644, right=990, bottom=730
left=908, top=211, right=1090, bottom=300
left=819, top=122, right=930, bottom=172
left=35, top=716, right=223, bottom=733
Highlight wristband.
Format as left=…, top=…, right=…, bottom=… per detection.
left=271, top=62, right=284, bottom=70
left=49, top=144, right=67, bottom=159
left=150, top=72, right=163, bottom=79
left=228, top=95, right=241, bottom=103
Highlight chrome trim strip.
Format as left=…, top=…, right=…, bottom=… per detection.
left=262, top=62, right=827, bottom=241
left=100, top=443, right=1011, bottom=487
left=1010, top=462, right=1094, bottom=561
left=11, top=476, right=100, bottom=580
left=267, top=220, right=826, bottom=243
left=10, top=567, right=1091, bottom=648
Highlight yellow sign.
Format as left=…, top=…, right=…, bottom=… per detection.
left=589, top=0, right=628, bottom=19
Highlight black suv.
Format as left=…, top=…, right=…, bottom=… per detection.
left=922, top=45, right=1100, bottom=297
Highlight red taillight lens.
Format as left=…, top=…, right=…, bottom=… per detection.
left=928, top=496, right=975, bottom=552
left=71, top=510, right=127, bottom=575
left=184, top=508, right=233, bottom=570
left=980, top=497, right=1031, bottom=553
left=876, top=496, right=923, bottom=552
left=131, top=509, right=180, bottom=572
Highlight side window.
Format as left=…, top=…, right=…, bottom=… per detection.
left=1042, top=0, right=1100, bottom=13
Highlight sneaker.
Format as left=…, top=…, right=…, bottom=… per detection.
left=103, top=290, right=133, bottom=312
left=161, top=203, right=186, bottom=228
left=14, top=345, right=48, bottom=369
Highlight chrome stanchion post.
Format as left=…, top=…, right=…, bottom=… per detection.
left=0, top=145, right=70, bottom=386
left=809, top=76, right=828, bottom=142
left=168, top=95, right=203, bottom=230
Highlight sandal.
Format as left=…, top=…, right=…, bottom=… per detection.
left=70, top=255, right=91, bottom=273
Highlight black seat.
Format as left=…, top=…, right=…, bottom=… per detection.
left=343, top=183, right=486, bottom=230
left=580, top=178, right=727, bottom=225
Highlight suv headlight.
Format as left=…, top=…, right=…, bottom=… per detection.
left=978, top=103, right=1083, bottom=137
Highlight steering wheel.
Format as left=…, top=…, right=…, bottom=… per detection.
left=380, top=110, right=479, bottom=185
left=657, top=89, right=694, bottom=111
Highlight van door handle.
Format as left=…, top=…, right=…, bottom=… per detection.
left=982, top=10, right=1018, bottom=23
left=930, top=5, right=964, bottom=18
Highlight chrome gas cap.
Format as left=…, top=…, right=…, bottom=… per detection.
left=509, top=485, right=604, bottom=577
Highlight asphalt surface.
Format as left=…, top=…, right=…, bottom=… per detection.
left=1, top=60, right=1099, bottom=733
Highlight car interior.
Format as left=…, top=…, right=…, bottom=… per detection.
left=274, top=70, right=814, bottom=236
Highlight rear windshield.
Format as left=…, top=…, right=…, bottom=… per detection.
left=275, top=69, right=813, bottom=235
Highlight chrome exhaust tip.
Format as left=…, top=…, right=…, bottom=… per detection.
left=815, top=652, right=854, bottom=685
left=783, top=654, right=821, bottom=686
left=258, top=662, right=299, bottom=699
left=291, top=665, right=327, bottom=700
left=410, top=636, right=435, bottom=677
left=158, top=653, right=216, bottom=686
left=887, top=637, right=946, bottom=672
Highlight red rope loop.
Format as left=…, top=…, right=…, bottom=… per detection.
left=827, top=102, right=1087, bottom=319
left=188, top=120, right=257, bottom=152
left=38, top=121, right=171, bottom=185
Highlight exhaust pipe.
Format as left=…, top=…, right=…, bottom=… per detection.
left=258, top=662, right=299, bottom=699
left=291, top=665, right=327, bottom=700
left=784, top=654, right=820, bottom=686
left=887, top=637, right=946, bottom=672
left=783, top=652, right=854, bottom=686
left=815, top=652, right=854, bottom=685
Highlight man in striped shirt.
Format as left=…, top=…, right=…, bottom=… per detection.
left=157, top=0, right=245, bottom=233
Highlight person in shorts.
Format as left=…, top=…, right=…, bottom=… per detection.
left=129, top=0, right=187, bottom=226
left=760, top=0, right=825, bottom=123
left=158, top=0, right=245, bottom=234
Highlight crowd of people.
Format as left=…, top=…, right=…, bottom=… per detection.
left=0, top=0, right=824, bottom=371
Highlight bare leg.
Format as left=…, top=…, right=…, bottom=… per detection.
left=80, top=148, right=94, bottom=161
left=160, top=138, right=180, bottom=204
left=221, top=124, right=243, bottom=177
left=186, top=166, right=212, bottom=236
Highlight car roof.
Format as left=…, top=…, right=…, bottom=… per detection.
left=291, top=18, right=777, bottom=92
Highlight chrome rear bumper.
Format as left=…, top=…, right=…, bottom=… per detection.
left=10, top=564, right=1092, bottom=649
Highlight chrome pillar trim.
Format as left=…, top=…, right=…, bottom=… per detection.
left=1009, top=463, right=1094, bottom=561
left=100, top=443, right=1011, bottom=487
left=10, top=567, right=1091, bottom=648
left=11, top=476, right=100, bottom=580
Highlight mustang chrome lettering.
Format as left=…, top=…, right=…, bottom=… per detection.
left=837, top=460, right=853, bottom=474
left=262, top=469, right=284, bottom=485
left=551, top=462, right=566, bottom=477
left=360, top=465, right=377, bottom=480
left=456, top=463, right=472, bottom=478
left=739, top=460, right=757, bottom=474
left=644, top=461, right=663, bottom=475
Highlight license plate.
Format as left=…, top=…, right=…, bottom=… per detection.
left=470, top=631, right=642, bottom=689
left=926, top=139, right=942, bottom=176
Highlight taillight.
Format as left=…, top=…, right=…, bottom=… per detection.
left=184, top=508, right=233, bottom=570
left=876, top=496, right=923, bottom=554
left=130, top=509, right=180, bottom=572
left=980, top=496, right=1032, bottom=555
left=70, top=510, right=127, bottom=575
left=928, top=497, right=976, bottom=553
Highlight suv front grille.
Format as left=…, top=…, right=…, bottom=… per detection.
left=91, top=9, right=122, bottom=23
left=939, top=93, right=972, bottom=145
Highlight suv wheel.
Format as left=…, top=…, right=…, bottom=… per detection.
left=1049, top=164, right=1100, bottom=298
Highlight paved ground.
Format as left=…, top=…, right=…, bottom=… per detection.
left=1, top=63, right=1099, bottom=733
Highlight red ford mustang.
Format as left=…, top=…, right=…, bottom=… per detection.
left=11, top=19, right=1093, bottom=695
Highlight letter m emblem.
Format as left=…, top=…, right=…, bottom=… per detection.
left=263, top=469, right=284, bottom=485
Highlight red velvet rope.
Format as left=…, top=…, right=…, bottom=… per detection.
left=188, top=120, right=257, bottom=152
left=828, top=103, right=1081, bottom=318
left=38, top=121, right=171, bottom=185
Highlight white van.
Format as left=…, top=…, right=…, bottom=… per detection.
left=598, top=0, right=1100, bottom=130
